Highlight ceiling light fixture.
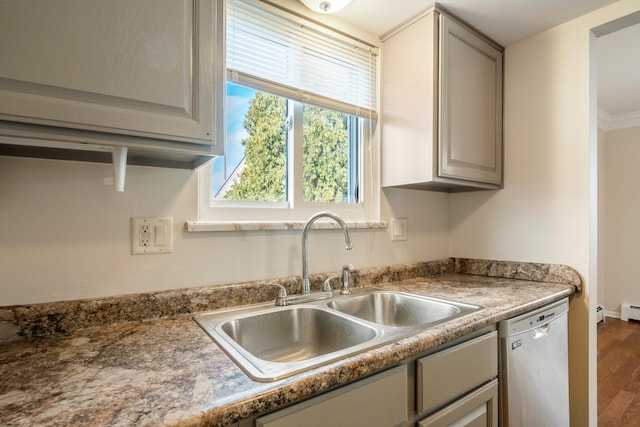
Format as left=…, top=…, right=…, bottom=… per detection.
left=300, top=0, right=352, bottom=14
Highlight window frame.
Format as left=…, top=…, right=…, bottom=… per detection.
left=197, top=99, right=376, bottom=222
left=196, top=0, right=380, bottom=224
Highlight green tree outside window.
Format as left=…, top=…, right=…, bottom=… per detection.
left=224, top=91, right=350, bottom=203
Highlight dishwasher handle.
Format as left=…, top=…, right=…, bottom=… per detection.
left=532, top=323, right=551, bottom=339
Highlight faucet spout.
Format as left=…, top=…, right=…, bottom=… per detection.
left=302, top=211, right=352, bottom=295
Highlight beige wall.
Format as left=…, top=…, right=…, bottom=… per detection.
left=449, top=1, right=640, bottom=426
left=603, top=125, right=640, bottom=314
left=3, top=1, right=640, bottom=426
left=0, top=156, right=450, bottom=306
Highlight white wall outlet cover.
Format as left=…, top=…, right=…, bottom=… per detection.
left=390, top=217, right=408, bottom=241
left=131, top=217, right=173, bottom=255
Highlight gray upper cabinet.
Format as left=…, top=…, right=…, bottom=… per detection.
left=381, top=8, right=503, bottom=191
left=0, top=0, right=224, bottom=169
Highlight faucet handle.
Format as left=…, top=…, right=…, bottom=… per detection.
left=323, top=276, right=340, bottom=292
left=341, top=264, right=355, bottom=295
left=268, top=283, right=288, bottom=306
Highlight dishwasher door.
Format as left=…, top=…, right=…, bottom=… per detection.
left=499, top=298, right=569, bottom=427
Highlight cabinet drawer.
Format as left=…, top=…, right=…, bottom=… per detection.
left=416, top=331, right=497, bottom=415
left=256, top=365, right=408, bottom=427
left=417, top=379, right=498, bottom=427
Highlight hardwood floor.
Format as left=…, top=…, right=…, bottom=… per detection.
left=598, top=317, right=640, bottom=426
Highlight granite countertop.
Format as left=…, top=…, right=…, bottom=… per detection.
left=0, top=272, right=577, bottom=426
left=0, top=259, right=580, bottom=426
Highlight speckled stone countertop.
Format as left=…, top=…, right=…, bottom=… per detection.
left=0, top=259, right=580, bottom=426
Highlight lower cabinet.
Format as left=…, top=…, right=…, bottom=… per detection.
left=249, top=328, right=498, bottom=427
left=415, top=330, right=498, bottom=427
left=256, top=365, right=408, bottom=427
left=417, top=380, right=498, bottom=427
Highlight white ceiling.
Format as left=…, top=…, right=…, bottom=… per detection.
left=333, top=0, right=617, bottom=44
left=327, top=0, right=640, bottom=126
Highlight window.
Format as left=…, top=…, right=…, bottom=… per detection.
left=198, top=0, right=378, bottom=222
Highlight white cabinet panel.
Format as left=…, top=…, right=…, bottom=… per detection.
left=0, top=0, right=222, bottom=158
left=381, top=12, right=438, bottom=190
left=416, top=331, right=497, bottom=416
left=439, top=15, right=503, bottom=185
left=417, top=380, right=498, bottom=427
left=256, top=365, right=408, bottom=427
left=381, top=8, right=503, bottom=191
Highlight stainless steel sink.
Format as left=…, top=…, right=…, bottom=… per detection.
left=194, top=288, right=482, bottom=382
left=195, top=305, right=381, bottom=381
left=327, top=291, right=477, bottom=328
left=219, top=306, right=377, bottom=362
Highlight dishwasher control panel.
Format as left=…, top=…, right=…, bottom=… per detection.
left=498, top=298, right=569, bottom=337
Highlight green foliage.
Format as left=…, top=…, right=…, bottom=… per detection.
left=225, top=92, right=287, bottom=201
left=303, top=105, right=348, bottom=203
left=225, top=92, right=350, bottom=203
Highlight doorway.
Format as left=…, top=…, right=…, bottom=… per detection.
left=593, top=10, right=640, bottom=426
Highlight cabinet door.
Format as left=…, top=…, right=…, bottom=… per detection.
left=439, top=14, right=503, bottom=185
left=0, top=0, right=221, bottom=150
left=417, top=380, right=498, bottom=427
left=256, top=365, right=408, bottom=427
left=416, top=331, right=497, bottom=416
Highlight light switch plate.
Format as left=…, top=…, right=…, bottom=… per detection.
left=390, top=217, right=408, bottom=241
left=131, top=217, right=173, bottom=254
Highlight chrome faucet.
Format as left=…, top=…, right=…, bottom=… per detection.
left=302, top=211, right=352, bottom=295
left=341, top=263, right=354, bottom=295
left=266, top=212, right=352, bottom=306
left=268, top=276, right=340, bottom=307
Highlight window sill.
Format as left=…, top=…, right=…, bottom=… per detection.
left=185, top=220, right=387, bottom=232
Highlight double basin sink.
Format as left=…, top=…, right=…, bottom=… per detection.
left=194, top=288, right=481, bottom=382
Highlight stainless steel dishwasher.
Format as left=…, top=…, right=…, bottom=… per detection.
left=499, top=298, right=569, bottom=427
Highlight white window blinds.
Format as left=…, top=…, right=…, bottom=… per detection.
left=226, top=0, right=378, bottom=119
